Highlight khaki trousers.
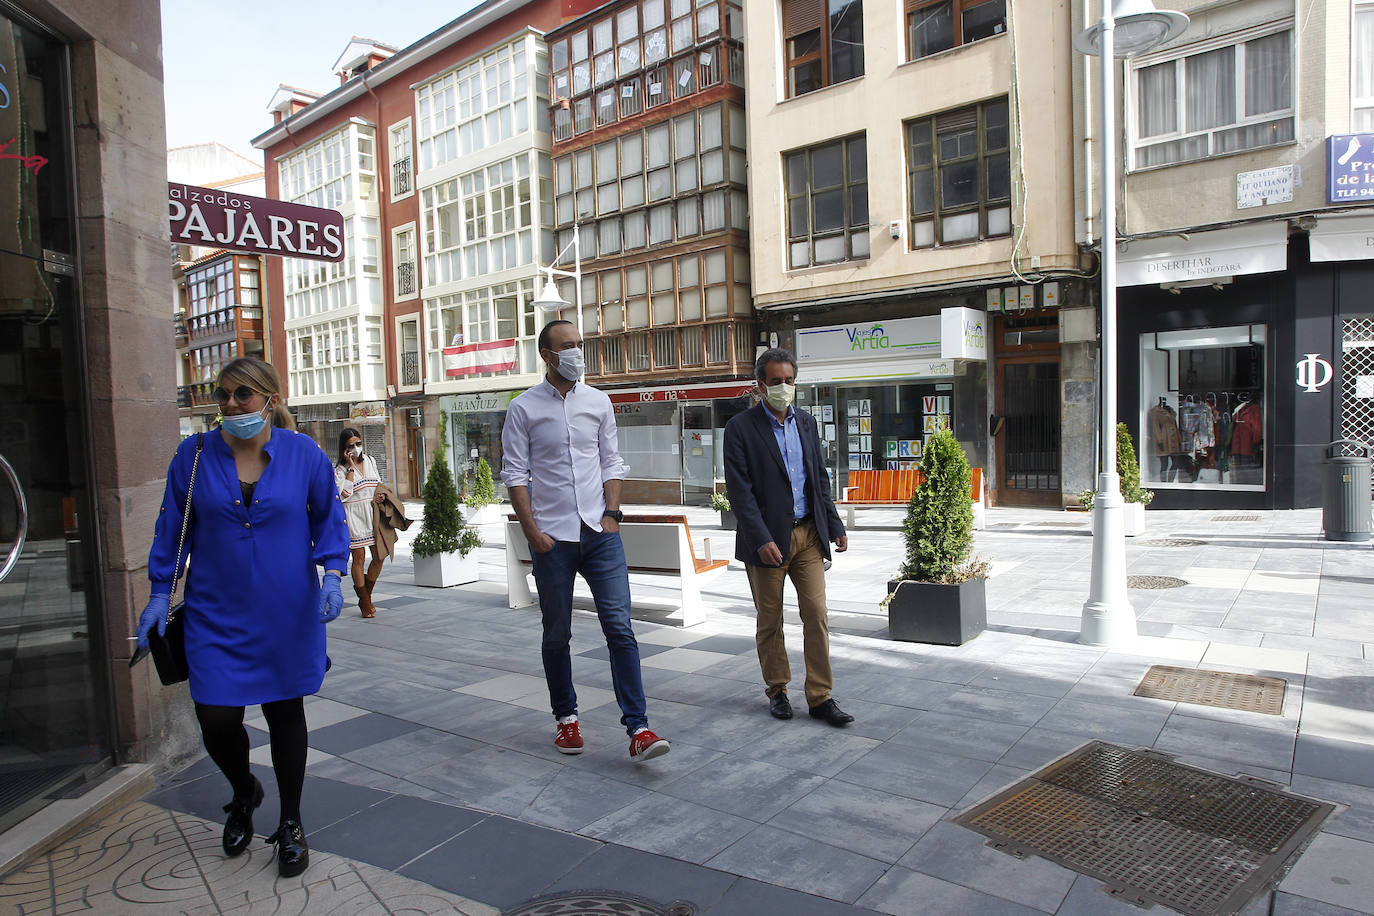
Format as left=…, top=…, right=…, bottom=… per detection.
left=744, top=519, right=832, bottom=708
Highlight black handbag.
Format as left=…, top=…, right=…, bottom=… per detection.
left=146, top=433, right=203, bottom=685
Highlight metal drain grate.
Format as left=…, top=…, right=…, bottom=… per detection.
left=1135, top=665, right=1286, bottom=716
left=1127, top=575, right=1188, bottom=589
left=954, top=742, right=1334, bottom=916
left=1211, top=515, right=1260, bottom=522
left=503, top=891, right=695, bottom=915
left=1143, top=538, right=1207, bottom=548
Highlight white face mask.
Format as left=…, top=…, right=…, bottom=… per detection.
left=553, top=346, right=585, bottom=381
left=764, top=382, right=795, bottom=411
left=350, top=445, right=363, bottom=458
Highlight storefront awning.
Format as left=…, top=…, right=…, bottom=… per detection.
left=1116, top=223, right=1288, bottom=287
left=1308, top=214, right=1374, bottom=262
left=605, top=381, right=756, bottom=404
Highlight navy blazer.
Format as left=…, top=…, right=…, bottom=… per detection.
left=723, top=403, right=845, bottom=566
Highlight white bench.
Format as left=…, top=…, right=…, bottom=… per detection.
left=505, top=514, right=730, bottom=627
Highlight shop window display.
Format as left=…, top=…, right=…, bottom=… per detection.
left=1140, top=325, right=1265, bottom=490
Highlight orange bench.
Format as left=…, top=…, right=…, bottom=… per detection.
left=838, top=468, right=985, bottom=530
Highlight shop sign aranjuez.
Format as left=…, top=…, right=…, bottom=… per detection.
left=168, top=183, right=345, bottom=262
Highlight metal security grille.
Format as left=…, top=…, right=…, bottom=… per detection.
left=1341, top=315, right=1374, bottom=495
left=363, top=425, right=389, bottom=484
left=954, top=742, right=1334, bottom=916
left=1003, top=362, right=1061, bottom=493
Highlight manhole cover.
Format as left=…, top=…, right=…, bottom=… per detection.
left=1143, top=538, right=1207, bottom=548
left=954, top=742, right=1334, bottom=916
left=503, top=891, right=695, bottom=916
left=1211, top=514, right=1260, bottom=522
left=1127, top=575, right=1187, bottom=589
left=1135, top=665, right=1286, bottom=716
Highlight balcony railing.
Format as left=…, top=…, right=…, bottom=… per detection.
left=393, top=156, right=412, bottom=196
left=182, top=380, right=220, bottom=409
left=397, top=261, right=417, bottom=297
left=401, top=350, right=420, bottom=387
left=173, top=315, right=189, bottom=348
left=184, top=304, right=263, bottom=344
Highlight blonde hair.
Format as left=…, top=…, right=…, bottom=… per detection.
left=218, top=357, right=295, bottom=430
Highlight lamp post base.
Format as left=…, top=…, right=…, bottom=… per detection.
left=1080, top=472, right=1137, bottom=646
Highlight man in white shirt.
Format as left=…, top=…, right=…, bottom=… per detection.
left=501, top=319, right=670, bottom=763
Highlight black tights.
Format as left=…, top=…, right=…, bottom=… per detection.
left=195, top=697, right=308, bottom=822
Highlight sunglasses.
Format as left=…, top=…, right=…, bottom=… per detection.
left=212, top=385, right=261, bottom=405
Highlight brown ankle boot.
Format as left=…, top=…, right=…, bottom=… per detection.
left=355, top=583, right=375, bottom=618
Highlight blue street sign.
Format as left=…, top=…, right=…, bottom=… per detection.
left=1328, top=134, right=1374, bottom=203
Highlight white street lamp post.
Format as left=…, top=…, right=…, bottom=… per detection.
left=532, top=223, right=582, bottom=314
left=1075, top=1, right=1187, bottom=646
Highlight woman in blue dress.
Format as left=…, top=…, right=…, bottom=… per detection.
left=136, top=357, right=348, bottom=878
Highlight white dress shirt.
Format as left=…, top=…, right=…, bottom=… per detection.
left=500, top=378, right=629, bottom=541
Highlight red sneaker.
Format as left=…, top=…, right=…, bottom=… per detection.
left=629, top=728, right=669, bottom=763
left=554, top=719, right=584, bottom=755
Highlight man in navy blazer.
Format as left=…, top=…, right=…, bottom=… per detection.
left=723, top=348, right=853, bottom=726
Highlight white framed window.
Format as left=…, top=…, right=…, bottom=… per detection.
left=1355, top=3, right=1374, bottom=130
left=1129, top=23, right=1294, bottom=170
left=393, top=222, right=418, bottom=301
left=278, top=124, right=353, bottom=209
left=390, top=118, right=414, bottom=200
left=419, top=153, right=534, bottom=287
left=415, top=39, right=530, bottom=172
left=397, top=315, right=422, bottom=390
left=424, top=277, right=540, bottom=382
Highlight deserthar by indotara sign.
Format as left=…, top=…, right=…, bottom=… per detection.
left=168, top=183, right=346, bottom=263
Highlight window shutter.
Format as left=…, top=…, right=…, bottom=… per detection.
left=782, top=0, right=823, bottom=38
left=936, top=106, right=978, bottom=134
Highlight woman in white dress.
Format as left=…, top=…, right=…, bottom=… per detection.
left=334, top=427, right=384, bottom=617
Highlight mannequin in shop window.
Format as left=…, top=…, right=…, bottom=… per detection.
left=1230, top=393, right=1263, bottom=483
left=1149, top=396, right=1181, bottom=482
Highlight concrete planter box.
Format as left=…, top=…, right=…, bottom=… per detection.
left=886, top=577, right=986, bottom=646
left=413, top=550, right=478, bottom=588
left=462, top=504, right=501, bottom=526
left=719, top=510, right=736, bottom=531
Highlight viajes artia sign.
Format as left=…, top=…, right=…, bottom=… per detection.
left=168, top=183, right=346, bottom=262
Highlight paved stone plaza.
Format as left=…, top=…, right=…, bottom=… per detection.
left=4, top=506, right=1372, bottom=915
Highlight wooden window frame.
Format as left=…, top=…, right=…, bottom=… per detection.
left=783, top=0, right=864, bottom=99
left=905, top=0, right=1006, bottom=63
left=905, top=98, right=1011, bottom=248
left=784, top=133, right=869, bottom=268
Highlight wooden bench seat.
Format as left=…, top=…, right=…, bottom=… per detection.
left=837, top=467, right=986, bottom=530
left=505, top=513, right=727, bottom=627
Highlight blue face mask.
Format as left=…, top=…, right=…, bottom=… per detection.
left=220, top=403, right=271, bottom=439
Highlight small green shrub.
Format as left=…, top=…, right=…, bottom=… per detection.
left=898, top=429, right=987, bottom=584
left=710, top=491, right=731, bottom=512
left=413, top=413, right=482, bottom=558
left=467, top=457, right=496, bottom=509
left=1080, top=423, right=1154, bottom=510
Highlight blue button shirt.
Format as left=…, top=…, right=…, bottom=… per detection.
left=767, top=406, right=810, bottom=520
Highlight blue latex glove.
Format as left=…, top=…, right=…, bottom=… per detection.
left=318, top=572, right=343, bottom=623
left=136, top=594, right=171, bottom=649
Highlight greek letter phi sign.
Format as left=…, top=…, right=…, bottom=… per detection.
left=1296, top=354, right=1333, bottom=393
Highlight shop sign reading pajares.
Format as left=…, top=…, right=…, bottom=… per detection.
left=168, top=183, right=345, bottom=262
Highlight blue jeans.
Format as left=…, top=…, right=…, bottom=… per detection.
left=530, top=524, right=648, bottom=734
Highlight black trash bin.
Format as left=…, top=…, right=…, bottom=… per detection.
left=1322, top=440, right=1372, bottom=542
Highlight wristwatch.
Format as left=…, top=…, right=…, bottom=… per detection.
left=603, top=509, right=623, bottom=523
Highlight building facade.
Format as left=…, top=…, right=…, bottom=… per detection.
left=0, top=0, right=187, bottom=839
left=543, top=0, right=755, bottom=504
left=1085, top=0, right=1374, bottom=509
left=252, top=3, right=578, bottom=499
left=744, top=0, right=1094, bottom=507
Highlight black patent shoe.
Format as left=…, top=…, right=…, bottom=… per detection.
left=808, top=698, right=855, bottom=726
left=267, top=819, right=310, bottom=877
left=221, top=777, right=264, bottom=857
left=768, top=692, right=794, bottom=720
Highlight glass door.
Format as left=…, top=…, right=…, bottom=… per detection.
left=0, top=8, right=114, bottom=833
left=681, top=402, right=714, bottom=506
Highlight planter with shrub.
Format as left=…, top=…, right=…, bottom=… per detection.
left=885, top=429, right=988, bottom=645
left=710, top=490, right=735, bottom=530
left=463, top=457, right=501, bottom=526
left=1078, top=423, right=1154, bottom=536
left=413, top=414, right=483, bottom=587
